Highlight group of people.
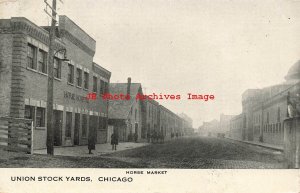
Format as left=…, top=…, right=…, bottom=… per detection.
left=88, top=132, right=119, bottom=154
left=147, top=130, right=165, bottom=143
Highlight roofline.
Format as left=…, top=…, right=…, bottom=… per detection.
left=59, top=15, right=96, bottom=43
left=93, top=62, right=111, bottom=76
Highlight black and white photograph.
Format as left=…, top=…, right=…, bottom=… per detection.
left=0, top=0, right=300, bottom=192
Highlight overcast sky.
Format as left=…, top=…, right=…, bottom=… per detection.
left=1, top=0, right=300, bottom=127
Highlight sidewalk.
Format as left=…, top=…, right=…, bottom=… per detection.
left=34, top=142, right=149, bottom=157
left=225, top=137, right=284, bottom=152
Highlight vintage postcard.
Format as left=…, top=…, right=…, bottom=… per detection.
left=0, top=0, right=299, bottom=192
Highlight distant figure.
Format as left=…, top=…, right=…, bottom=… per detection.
left=111, top=133, right=119, bottom=151
left=175, top=132, right=178, bottom=138
left=134, top=132, right=138, bottom=142
left=88, top=128, right=96, bottom=154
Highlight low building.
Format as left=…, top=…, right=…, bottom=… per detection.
left=0, top=16, right=111, bottom=149
left=145, top=99, right=159, bottom=140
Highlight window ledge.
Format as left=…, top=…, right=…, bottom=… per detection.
left=76, top=85, right=82, bottom=89
left=26, top=67, right=49, bottom=77
left=35, top=127, right=46, bottom=130
left=67, top=82, right=74, bottom=86
left=54, top=77, right=62, bottom=81
left=83, top=88, right=89, bottom=91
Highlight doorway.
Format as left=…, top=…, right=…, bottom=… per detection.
left=53, top=110, right=62, bottom=146
left=74, top=113, right=80, bottom=145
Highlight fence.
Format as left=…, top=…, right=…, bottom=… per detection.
left=0, top=117, right=33, bottom=154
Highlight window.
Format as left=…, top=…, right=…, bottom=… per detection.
left=27, top=44, right=36, bottom=69
left=135, top=109, right=137, bottom=121
left=53, top=58, right=61, bottom=79
left=67, top=64, right=74, bottom=84
left=66, top=112, right=72, bottom=137
left=82, top=114, right=87, bottom=137
left=266, top=112, right=269, bottom=124
left=104, top=82, right=109, bottom=93
left=93, top=76, right=97, bottom=92
left=100, top=80, right=105, bottom=95
left=84, top=72, right=89, bottom=89
left=36, top=107, right=45, bottom=127
left=25, top=105, right=35, bottom=120
left=76, top=68, right=82, bottom=87
left=38, top=49, right=47, bottom=73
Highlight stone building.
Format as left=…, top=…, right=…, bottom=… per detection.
left=0, top=16, right=111, bottom=149
left=230, top=60, right=300, bottom=146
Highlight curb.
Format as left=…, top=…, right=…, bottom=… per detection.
left=225, top=137, right=284, bottom=152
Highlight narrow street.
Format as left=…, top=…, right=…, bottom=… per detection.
left=0, top=137, right=285, bottom=168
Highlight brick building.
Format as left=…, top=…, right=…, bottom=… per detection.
left=230, top=60, right=300, bottom=146
left=145, top=99, right=159, bottom=139
left=108, top=78, right=146, bottom=142
left=0, top=16, right=111, bottom=149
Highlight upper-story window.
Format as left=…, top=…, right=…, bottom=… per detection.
left=76, top=68, right=82, bottom=87
left=38, top=49, right=47, bottom=74
left=68, top=64, right=74, bottom=84
left=100, top=80, right=105, bottom=95
left=93, top=76, right=98, bottom=93
left=53, top=57, right=61, bottom=79
left=83, top=72, right=89, bottom=89
left=27, top=44, right=37, bottom=70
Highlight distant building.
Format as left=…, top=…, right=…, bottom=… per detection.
left=179, top=113, right=194, bottom=135
left=230, top=60, right=300, bottom=146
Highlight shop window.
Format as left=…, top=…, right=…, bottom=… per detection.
left=38, top=49, right=47, bottom=73
left=54, top=58, right=61, bottom=79
left=99, top=80, right=105, bottom=95
left=36, top=107, right=45, bottom=127
left=93, top=76, right=97, bottom=93
left=67, top=64, right=74, bottom=84
left=82, top=114, right=87, bottom=137
left=66, top=112, right=72, bottom=137
left=84, top=72, right=89, bottom=89
left=27, top=44, right=37, bottom=70
left=104, top=82, right=109, bottom=93
left=76, top=68, right=82, bottom=87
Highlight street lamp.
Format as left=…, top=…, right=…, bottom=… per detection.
left=46, top=48, right=69, bottom=155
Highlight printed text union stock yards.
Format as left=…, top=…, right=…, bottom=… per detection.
left=86, top=92, right=215, bottom=101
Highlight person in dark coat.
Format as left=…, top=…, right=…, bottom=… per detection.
left=111, top=133, right=119, bottom=150
left=88, top=128, right=96, bottom=154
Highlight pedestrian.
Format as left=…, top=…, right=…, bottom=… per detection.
left=111, top=132, right=118, bottom=150
left=88, top=128, right=96, bottom=154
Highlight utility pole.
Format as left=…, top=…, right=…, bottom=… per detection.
left=45, top=0, right=57, bottom=155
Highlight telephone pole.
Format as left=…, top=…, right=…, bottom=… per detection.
left=45, top=0, right=57, bottom=155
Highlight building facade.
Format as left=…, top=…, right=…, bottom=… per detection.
left=0, top=16, right=111, bottom=149
left=230, top=60, right=300, bottom=146
left=108, top=79, right=146, bottom=142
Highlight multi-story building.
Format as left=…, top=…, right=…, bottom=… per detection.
left=0, top=16, right=111, bottom=149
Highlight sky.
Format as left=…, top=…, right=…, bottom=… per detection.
left=1, top=0, right=300, bottom=128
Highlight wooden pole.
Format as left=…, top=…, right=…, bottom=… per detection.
left=46, top=0, right=57, bottom=155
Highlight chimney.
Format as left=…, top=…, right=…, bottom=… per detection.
left=127, top=77, right=131, bottom=96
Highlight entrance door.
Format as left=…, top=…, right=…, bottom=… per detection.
left=135, top=123, right=138, bottom=137
left=74, top=113, right=80, bottom=145
left=53, top=110, right=62, bottom=146
left=89, top=116, right=98, bottom=143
